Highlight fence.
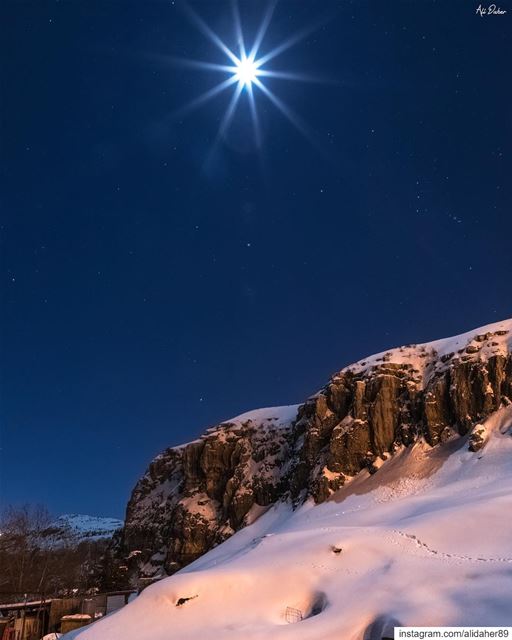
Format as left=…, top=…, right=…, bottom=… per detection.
left=285, top=606, right=303, bottom=624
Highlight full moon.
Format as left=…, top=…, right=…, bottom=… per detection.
left=173, top=3, right=319, bottom=145
left=234, top=57, right=258, bottom=87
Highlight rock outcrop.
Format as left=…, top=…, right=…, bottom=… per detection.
left=118, top=320, right=512, bottom=583
left=120, top=407, right=297, bottom=579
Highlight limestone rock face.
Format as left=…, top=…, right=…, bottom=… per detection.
left=119, top=320, right=512, bottom=584
left=287, top=362, right=421, bottom=502
left=120, top=407, right=296, bottom=579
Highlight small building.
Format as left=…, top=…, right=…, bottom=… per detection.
left=60, top=614, right=92, bottom=634
left=13, top=615, right=41, bottom=640
left=0, top=591, right=134, bottom=638
left=0, top=619, right=10, bottom=637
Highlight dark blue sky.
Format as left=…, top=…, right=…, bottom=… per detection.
left=1, top=1, right=510, bottom=519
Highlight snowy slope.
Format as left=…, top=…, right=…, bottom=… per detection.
left=64, top=319, right=512, bottom=638
left=66, top=408, right=512, bottom=638
left=119, top=318, right=512, bottom=582
left=44, top=514, right=123, bottom=546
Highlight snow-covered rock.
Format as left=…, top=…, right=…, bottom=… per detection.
left=43, top=514, right=123, bottom=547
left=66, top=402, right=512, bottom=639
left=117, top=318, right=512, bottom=588
left=121, top=405, right=299, bottom=578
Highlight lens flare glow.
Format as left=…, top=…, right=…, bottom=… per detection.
left=170, top=1, right=325, bottom=151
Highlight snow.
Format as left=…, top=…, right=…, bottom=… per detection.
left=62, top=319, right=512, bottom=638
left=63, top=403, right=512, bottom=639
left=54, top=514, right=123, bottom=539
left=172, top=405, right=300, bottom=450
left=41, top=514, right=123, bottom=548
left=225, top=405, right=300, bottom=428
left=342, top=318, right=512, bottom=387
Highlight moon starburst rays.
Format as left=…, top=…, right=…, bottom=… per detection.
left=174, top=1, right=319, bottom=148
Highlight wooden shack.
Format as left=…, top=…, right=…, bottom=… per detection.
left=60, top=614, right=92, bottom=634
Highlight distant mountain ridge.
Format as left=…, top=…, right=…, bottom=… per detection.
left=44, top=514, right=123, bottom=547
left=0, top=512, right=124, bottom=600
left=117, top=318, right=512, bottom=582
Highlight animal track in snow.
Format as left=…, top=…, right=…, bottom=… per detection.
left=392, top=529, right=512, bottom=564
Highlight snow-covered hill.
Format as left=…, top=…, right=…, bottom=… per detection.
left=65, top=318, right=512, bottom=638
left=43, top=514, right=122, bottom=546
left=118, top=318, right=512, bottom=582
left=66, top=403, right=512, bottom=638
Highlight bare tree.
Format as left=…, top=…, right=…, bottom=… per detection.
left=0, top=504, right=53, bottom=598
left=0, top=504, right=115, bottom=601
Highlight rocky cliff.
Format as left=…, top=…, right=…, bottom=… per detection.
left=118, top=319, right=512, bottom=582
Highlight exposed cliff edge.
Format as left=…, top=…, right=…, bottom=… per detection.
left=118, top=319, right=512, bottom=583
left=121, top=406, right=298, bottom=579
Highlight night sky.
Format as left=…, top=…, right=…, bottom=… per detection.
left=1, top=1, right=510, bottom=519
